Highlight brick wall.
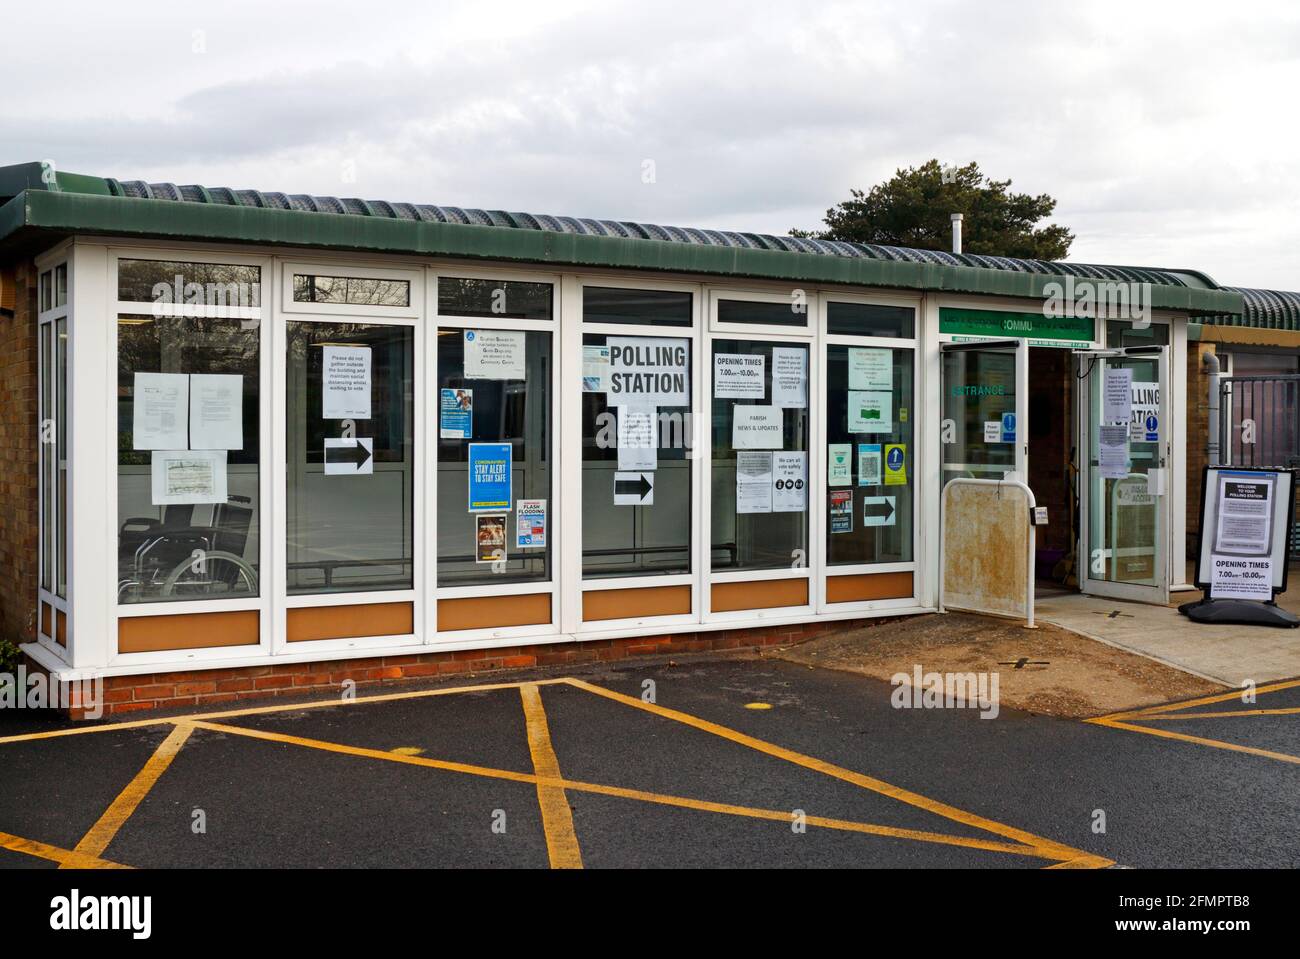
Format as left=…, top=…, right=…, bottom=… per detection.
left=1185, top=341, right=1216, bottom=558
left=0, top=259, right=39, bottom=644
left=61, top=617, right=891, bottom=718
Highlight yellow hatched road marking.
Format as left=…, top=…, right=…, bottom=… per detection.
left=560, top=678, right=1108, bottom=867
left=1132, top=706, right=1300, bottom=721
left=1089, top=717, right=1300, bottom=766
left=184, top=719, right=1092, bottom=863
left=1091, top=677, right=1300, bottom=723
left=0, top=677, right=568, bottom=745
left=61, top=722, right=195, bottom=867
left=519, top=684, right=583, bottom=869
left=0, top=829, right=131, bottom=869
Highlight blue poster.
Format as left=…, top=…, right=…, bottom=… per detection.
left=468, top=443, right=512, bottom=512
left=440, top=388, right=472, bottom=439
left=1000, top=411, right=1017, bottom=443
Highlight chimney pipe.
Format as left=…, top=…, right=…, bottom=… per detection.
left=951, top=213, right=964, bottom=255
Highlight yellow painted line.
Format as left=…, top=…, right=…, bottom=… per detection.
left=188, top=720, right=1069, bottom=860
left=0, top=677, right=568, bottom=745
left=390, top=746, right=426, bottom=756
left=0, top=829, right=131, bottom=869
left=744, top=703, right=773, bottom=710
left=562, top=677, right=1108, bottom=867
left=1131, top=707, right=1300, bottom=721
left=1092, top=717, right=1300, bottom=766
left=520, top=684, right=583, bottom=869
left=1090, top=677, right=1300, bottom=723
left=61, top=722, right=194, bottom=867
left=1044, top=857, right=1109, bottom=870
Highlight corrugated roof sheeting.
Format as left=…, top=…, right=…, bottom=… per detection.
left=104, top=177, right=1215, bottom=291
left=1211, top=286, right=1300, bottom=331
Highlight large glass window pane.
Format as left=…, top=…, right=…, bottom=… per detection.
left=438, top=278, right=551, bottom=321
left=583, top=287, right=692, bottom=327
left=292, top=274, right=410, bottom=307
left=39, top=324, right=53, bottom=593
left=56, top=318, right=68, bottom=597
left=941, top=348, right=1018, bottom=489
left=827, top=302, right=914, bottom=338
left=286, top=322, right=414, bottom=594
left=826, top=344, right=914, bottom=565
left=117, top=315, right=260, bottom=603
left=717, top=298, right=807, bottom=328
left=437, top=328, right=551, bottom=585
left=711, top=339, right=810, bottom=570
left=582, top=333, right=692, bottom=578
left=117, top=260, right=262, bottom=307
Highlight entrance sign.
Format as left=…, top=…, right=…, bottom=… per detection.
left=468, top=442, right=513, bottom=512
left=607, top=337, right=689, bottom=407
left=1185, top=467, right=1297, bottom=627
left=322, top=345, right=372, bottom=419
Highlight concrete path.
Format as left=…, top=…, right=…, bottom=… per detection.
left=1037, top=592, right=1300, bottom=686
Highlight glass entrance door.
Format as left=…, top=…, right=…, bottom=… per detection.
left=941, top=340, right=1028, bottom=490
left=1079, top=346, right=1171, bottom=603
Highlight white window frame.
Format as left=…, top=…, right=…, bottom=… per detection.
left=35, top=243, right=72, bottom=660
left=272, top=257, right=425, bottom=656
left=704, top=287, right=818, bottom=624
left=109, top=247, right=275, bottom=668
left=817, top=290, right=922, bottom=614
left=573, top=275, right=704, bottom=633
left=429, top=266, right=563, bottom=644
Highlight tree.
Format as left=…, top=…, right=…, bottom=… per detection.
left=792, top=160, right=1074, bottom=261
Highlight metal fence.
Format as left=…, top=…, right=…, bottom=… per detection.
left=1218, top=374, right=1300, bottom=553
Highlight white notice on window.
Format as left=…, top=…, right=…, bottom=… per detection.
left=322, top=345, right=372, bottom=420
left=849, top=348, right=892, bottom=391
left=732, top=406, right=783, bottom=449
left=617, top=407, right=658, bottom=472
left=1103, top=367, right=1133, bottom=425
left=1099, top=424, right=1129, bottom=479
left=736, top=451, right=773, bottom=514
left=772, top=451, right=807, bottom=512
left=848, top=390, right=892, bottom=433
left=464, top=329, right=526, bottom=380
left=582, top=345, right=611, bottom=392
left=133, top=372, right=190, bottom=450
left=189, top=374, right=244, bottom=450
left=770, top=347, right=807, bottom=408
left=151, top=450, right=227, bottom=505
left=1213, top=474, right=1274, bottom=557
left=714, top=353, right=766, bottom=399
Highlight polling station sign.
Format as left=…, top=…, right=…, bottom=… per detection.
left=468, top=443, right=513, bottom=513
left=606, top=337, right=689, bottom=407
left=1194, top=467, right=1294, bottom=599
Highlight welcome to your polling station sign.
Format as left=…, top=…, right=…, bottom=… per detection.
left=1192, top=467, right=1295, bottom=603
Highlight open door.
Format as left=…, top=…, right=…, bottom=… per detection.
left=1077, top=345, right=1171, bottom=604
left=941, top=340, right=1029, bottom=488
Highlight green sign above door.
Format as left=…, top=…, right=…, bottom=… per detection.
left=940, top=308, right=1095, bottom=345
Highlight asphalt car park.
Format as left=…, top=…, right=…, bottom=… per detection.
left=1, top=657, right=1297, bottom=869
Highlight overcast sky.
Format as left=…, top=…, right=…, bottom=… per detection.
left=3, top=0, right=1298, bottom=288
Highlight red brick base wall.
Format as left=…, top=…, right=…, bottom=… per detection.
left=49, top=618, right=890, bottom=719
left=0, top=259, right=40, bottom=645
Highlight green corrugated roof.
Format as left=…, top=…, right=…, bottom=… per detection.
left=0, top=161, right=1245, bottom=317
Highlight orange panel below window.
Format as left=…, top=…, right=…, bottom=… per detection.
left=118, top=610, right=260, bottom=654
left=437, top=593, right=551, bottom=631
left=287, top=602, right=414, bottom=642
left=710, top=579, right=808, bottom=613
left=826, top=571, right=914, bottom=604
left=583, top=585, right=691, bottom=621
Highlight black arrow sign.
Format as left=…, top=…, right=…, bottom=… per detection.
left=326, top=440, right=372, bottom=470
left=615, top=474, right=653, bottom=501
left=864, top=499, right=895, bottom=521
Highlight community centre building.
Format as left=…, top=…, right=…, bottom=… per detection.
left=0, top=160, right=1277, bottom=715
